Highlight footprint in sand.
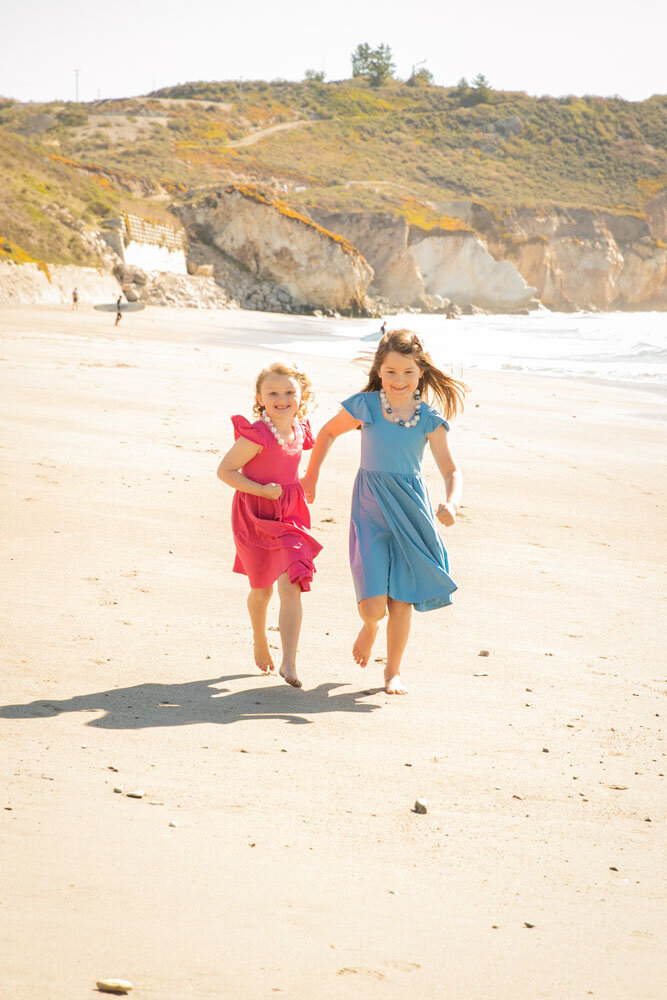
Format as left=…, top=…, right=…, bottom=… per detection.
left=337, top=968, right=385, bottom=980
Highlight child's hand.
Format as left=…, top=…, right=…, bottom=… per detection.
left=436, top=502, right=456, bottom=526
left=300, top=476, right=316, bottom=503
left=261, top=482, right=283, bottom=500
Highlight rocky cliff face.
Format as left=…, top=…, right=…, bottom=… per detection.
left=408, top=228, right=535, bottom=311
left=496, top=208, right=667, bottom=310
left=309, top=212, right=426, bottom=307
left=485, top=205, right=666, bottom=311
left=177, top=186, right=374, bottom=314
left=313, top=200, right=666, bottom=313
left=312, top=210, right=536, bottom=312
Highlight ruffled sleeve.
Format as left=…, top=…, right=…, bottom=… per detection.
left=231, top=414, right=268, bottom=447
left=300, top=418, right=315, bottom=450
left=341, top=392, right=374, bottom=426
left=424, top=407, right=450, bottom=435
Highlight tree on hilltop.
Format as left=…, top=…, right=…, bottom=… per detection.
left=455, top=74, right=494, bottom=106
left=352, top=43, right=372, bottom=77
left=470, top=74, right=494, bottom=104
left=304, top=69, right=326, bottom=82
left=351, top=43, right=395, bottom=87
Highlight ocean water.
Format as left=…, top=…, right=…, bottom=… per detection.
left=257, top=310, right=667, bottom=387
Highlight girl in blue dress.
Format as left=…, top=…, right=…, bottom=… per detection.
left=302, top=329, right=466, bottom=695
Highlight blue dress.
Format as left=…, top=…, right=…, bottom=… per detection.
left=341, top=391, right=457, bottom=612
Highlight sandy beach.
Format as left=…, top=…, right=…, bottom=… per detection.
left=1, top=304, right=665, bottom=1000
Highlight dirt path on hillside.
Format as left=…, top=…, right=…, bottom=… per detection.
left=227, top=119, right=313, bottom=148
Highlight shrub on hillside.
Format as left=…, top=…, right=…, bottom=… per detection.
left=57, top=106, right=88, bottom=127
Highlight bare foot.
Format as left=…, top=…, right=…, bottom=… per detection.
left=279, top=662, right=302, bottom=688
left=384, top=670, right=408, bottom=695
left=253, top=637, right=275, bottom=673
left=353, top=623, right=378, bottom=667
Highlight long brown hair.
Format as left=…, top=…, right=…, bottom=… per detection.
left=252, top=361, right=315, bottom=418
left=359, top=329, right=466, bottom=419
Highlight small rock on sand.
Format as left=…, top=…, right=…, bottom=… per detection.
left=96, top=979, right=133, bottom=994
left=414, top=798, right=428, bottom=814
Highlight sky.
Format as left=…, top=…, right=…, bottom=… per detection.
left=2, top=0, right=665, bottom=104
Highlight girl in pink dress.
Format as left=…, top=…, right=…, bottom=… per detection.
left=217, top=362, right=321, bottom=688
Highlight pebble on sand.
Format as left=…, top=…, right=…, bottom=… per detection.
left=414, top=798, right=428, bottom=814
left=126, top=790, right=145, bottom=799
left=478, top=650, right=490, bottom=657
left=96, top=978, right=133, bottom=994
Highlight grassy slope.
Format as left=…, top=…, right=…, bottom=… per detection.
left=146, top=80, right=667, bottom=212
left=0, top=128, right=123, bottom=267
left=1, top=81, right=665, bottom=265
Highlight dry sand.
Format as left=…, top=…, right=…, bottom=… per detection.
left=1, top=305, right=665, bottom=999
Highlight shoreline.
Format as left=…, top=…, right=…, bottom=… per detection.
left=3, top=303, right=666, bottom=394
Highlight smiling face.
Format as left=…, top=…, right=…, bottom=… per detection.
left=256, top=372, right=302, bottom=424
left=378, top=350, right=422, bottom=401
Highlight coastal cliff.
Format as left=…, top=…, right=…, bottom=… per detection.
left=495, top=205, right=667, bottom=311
left=177, top=186, right=374, bottom=315
left=310, top=203, right=666, bottom=313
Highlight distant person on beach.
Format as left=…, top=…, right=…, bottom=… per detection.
left=114, top=296, right=122, bottom=326
left=361, top=320, right=388, bottom=343
left=72, top=288, right=78, bottom=309
left=302, top=329, right=465, bottom=695
left=217, top=362, right=321, bottom=689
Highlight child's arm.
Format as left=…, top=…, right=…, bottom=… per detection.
left=427, top=425, right=462, bottom=526
left=217, top=438, right=283, bottom=499
left=301, top=409, right=361, bottom=502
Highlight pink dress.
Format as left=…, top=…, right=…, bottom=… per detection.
left=230, top=415, right=322, bottom=591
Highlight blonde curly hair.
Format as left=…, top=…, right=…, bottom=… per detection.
left=252, top=361, right=316, bottom=419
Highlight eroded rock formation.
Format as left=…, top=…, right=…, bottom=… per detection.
left=480, top=204, right=667, bottom=311
left=312, top=210, right=536, bottom=312
left=177, top=186, right=374, bottom=314
left=314, top=200, right=666, bottom=313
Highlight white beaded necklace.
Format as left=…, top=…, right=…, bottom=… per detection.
left=261, top=411, right=303, bottom=454
left=380, top=389, right=422, bottom=428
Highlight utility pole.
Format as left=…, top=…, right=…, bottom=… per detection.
left=74, top=69, right=80, bottom=102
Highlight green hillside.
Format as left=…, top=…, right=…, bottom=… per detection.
left=1, top=79, right=665, bottom=265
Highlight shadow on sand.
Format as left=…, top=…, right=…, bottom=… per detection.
left=0, top=674, right=384, bottom=729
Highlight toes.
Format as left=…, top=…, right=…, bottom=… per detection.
left=279, top=670, right=302, bottom=688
